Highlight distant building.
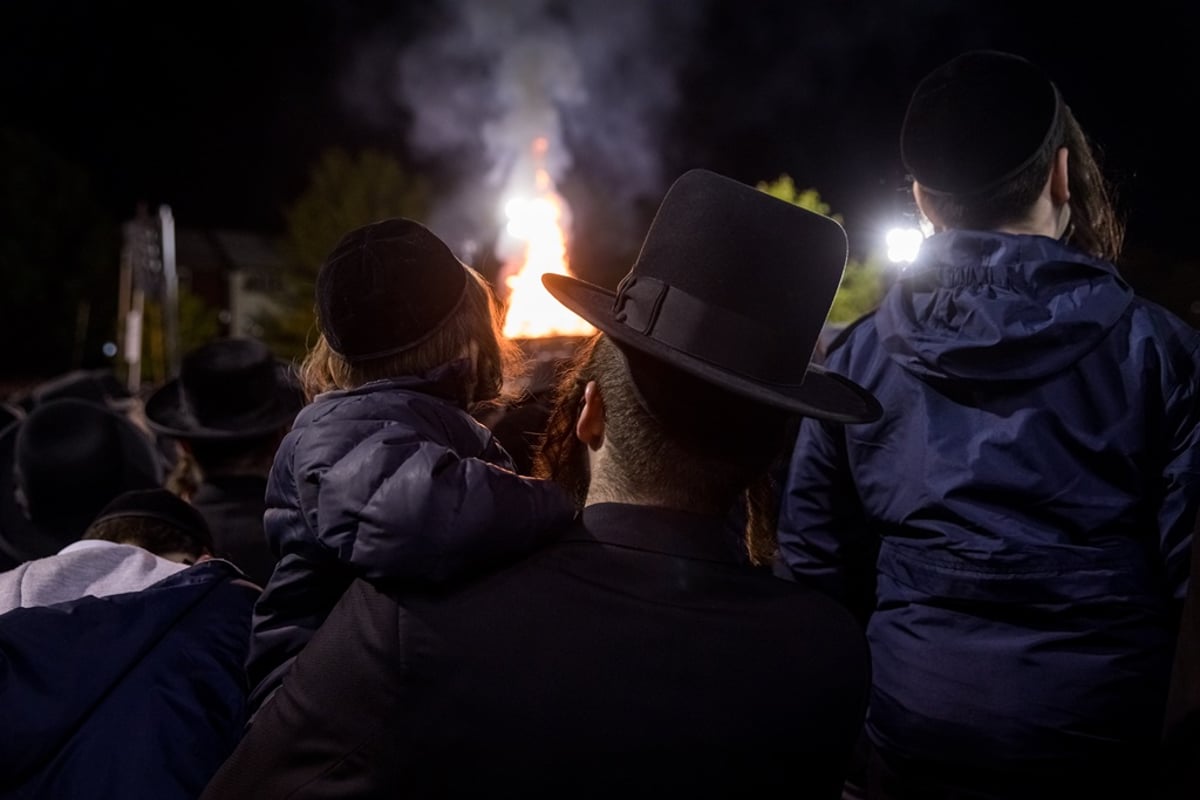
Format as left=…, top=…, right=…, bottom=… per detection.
left=173, top=228, right=287, bottom=339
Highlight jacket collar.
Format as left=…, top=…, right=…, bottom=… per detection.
left=568, top=502, right=746, bottom=564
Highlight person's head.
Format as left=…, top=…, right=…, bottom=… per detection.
left=82, top=488, right=214, bottom=565
left=144, top=337, right=303, bottom=477
left=900, top=49, right=1124, bottom=261
left=0, top=398, right=165, bottom=562
left=301, top=217, right=522, bottom=408
left=20, top=368, right=133, bottom=412
left=533, top=169, right=881, bottom=564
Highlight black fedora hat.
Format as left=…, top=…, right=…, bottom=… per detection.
left=144, top=337, right=304, bottom=441
left=0, top=398, right=165, bottom=563
left=541, top=169, right=881, bottom=424
left=900, top=50, right=1064, bottom=197
left=16, top=368, right=132, bottom=412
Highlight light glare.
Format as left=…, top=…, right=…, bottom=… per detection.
left=886, top=227, right=925, bottom=264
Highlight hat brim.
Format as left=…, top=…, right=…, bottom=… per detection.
left=144, top=362, right=303, bottom=441
left=542, top=274, right=881, bottom=425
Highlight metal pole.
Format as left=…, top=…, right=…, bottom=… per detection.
left=117, top=225, right=134, bottom=391
left=125, top=287, right=144, bottom=394
left=159, top=205, right=180, bottom=378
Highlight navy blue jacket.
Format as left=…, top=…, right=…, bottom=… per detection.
left=0, top=559, right=259, bottom=799
left=245, top=365, right=575, bottom=713
left=778, top=231, right=1200, bottom=775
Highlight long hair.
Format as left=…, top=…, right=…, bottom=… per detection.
left=918, top=105, right=1124, bottom=262
left=533, top=333, right=790, bottom=565
left=299, top=267, right=524, bottom=408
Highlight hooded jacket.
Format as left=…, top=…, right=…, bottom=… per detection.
left=245, top=363, right=575, bottom=714
left=0, top=559, right=259, bottom=799
left=778, top=230, right=1200, bottom=772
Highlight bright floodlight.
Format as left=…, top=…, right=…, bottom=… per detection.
left=886, top=227, right=925, bottom=264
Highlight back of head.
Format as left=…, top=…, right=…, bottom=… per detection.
left=24, top=368, right=132, bottom=412
left=0, top=398, right=164, bottom=561
left=901, top=49, right=1123, bottom=259
left=83, top=487, right=214, bottom=563
left=304, top=217, right=519, bottom=404
left=538, top=335, right=793, bottom=511
left=536, top=169, right=881, bottom=562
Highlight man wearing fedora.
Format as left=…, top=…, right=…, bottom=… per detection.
left=0, top=397, right=166, bottom=567
left=200, top=169, right=881, bottom=798
left=145, top=336, right=304, bottom=587
left=777, top=51, right=1200, bottom=798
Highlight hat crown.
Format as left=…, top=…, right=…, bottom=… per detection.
left=180, top=337, right=278, bottom=423
left=611, top=169, right=847, bottom=386
left=13, top=398, right=162, bottom=535
left=316, top=217, right=469, bottom=362
left=900, top=49, right=1063, bottom=196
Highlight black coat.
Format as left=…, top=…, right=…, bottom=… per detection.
left=203, top=503, right=871, bottom=799
left=191, top=475, right=274, bottom=587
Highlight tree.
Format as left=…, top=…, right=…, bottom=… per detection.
left=257, top=148, right=432, bottom=360
left=756, top=174, right=885, bottom=325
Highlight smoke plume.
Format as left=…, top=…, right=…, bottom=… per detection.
left=340, top=0, right=709, bottom=275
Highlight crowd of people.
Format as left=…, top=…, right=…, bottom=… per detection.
left=0, top=50, right=1198, bottom=799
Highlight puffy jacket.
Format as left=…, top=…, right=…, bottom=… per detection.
left=0, top=559, right=259, bottom=799
left=778, top=230, right=1200, bottom=771
left=246, top=363, right=575, bottom=713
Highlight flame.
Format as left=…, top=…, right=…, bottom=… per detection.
left=499, top=139, right=595, bottom=340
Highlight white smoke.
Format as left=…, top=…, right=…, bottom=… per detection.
left=340, top=0, right=709, bottom=271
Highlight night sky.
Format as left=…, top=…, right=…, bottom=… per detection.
left=2, top=0, right=1198, bottom=309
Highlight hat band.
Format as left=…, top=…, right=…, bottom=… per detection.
left=612, top=276, right=801, bottom=386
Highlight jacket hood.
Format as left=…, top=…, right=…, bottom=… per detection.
left=875, top=230, right=1134, bottom=382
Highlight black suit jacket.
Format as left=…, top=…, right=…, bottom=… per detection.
left=203, top=503, right=870, bottom=799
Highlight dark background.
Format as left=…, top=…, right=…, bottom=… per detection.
left=2, top=0, right=1198, bottom=379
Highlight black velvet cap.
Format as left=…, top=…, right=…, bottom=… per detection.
left=316, top=218, right=469, bottom=363
left=89, top=488, right=215, bottom=554
left=901, top=50, right=1064, bottom=196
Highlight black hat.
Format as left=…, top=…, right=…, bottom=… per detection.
left=900, top=50, right=1064, bottom=196
left=0, top=398, right=165, bottom=563
left=88, top=487, right=214, bottom=554
left=316, top=218, right=469, bottom=362
left=18, top=368, right=132, bottom=412
left=144, top=337, right=304, bottom=441
left=541, top=169, right=881, bottom=424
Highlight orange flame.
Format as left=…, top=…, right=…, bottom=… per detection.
left=500, top=140, right=595, bottom=340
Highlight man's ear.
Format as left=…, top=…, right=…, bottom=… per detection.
left=911, top=181, right=944, bottom=232
left=574, top=380, right=605, bottom=451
